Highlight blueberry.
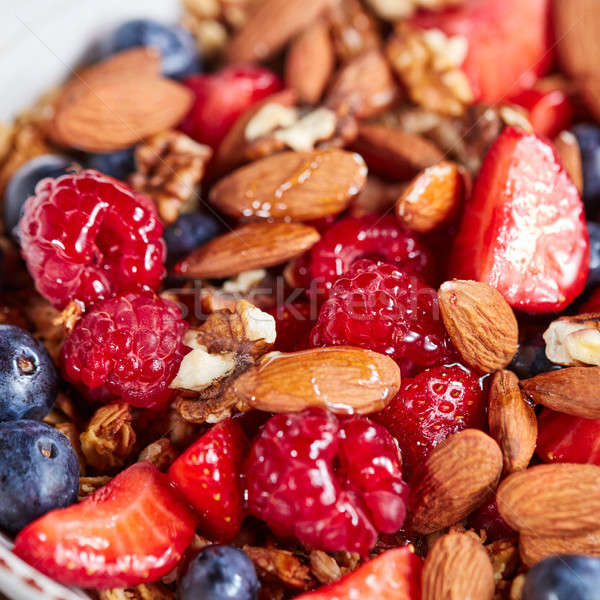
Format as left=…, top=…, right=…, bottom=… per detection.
left=0, top=420, right=79, bottom=532
left=178, top=546, right=259, bottom=600
left=164, top=212, right=221, bottom=265
left=574, top=123, right=600, bottom=215
left=509, top=344, right=562, bottom=379
left=85, top=147, right=136, bottom=181
left=588, top=222, right=600, bottom=288
left=0, top=325, right=58, bottom=422
left=522, top=555, right=600, bottom=600
left=5, top=155, right=72, bottom=242
left=98, top=19, right=201, bottom=79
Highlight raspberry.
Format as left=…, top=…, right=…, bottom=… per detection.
left=467, top=495, right=516, bottom=543
left=310, top=260, right=456, bottom=376
left=245, top=409, right=409, bottom=556
left=61, top=293, right=188, bottom=409
left=373, top=364, right=488, bottom=475
left=308, top=215, right=434, bottom=297
left=19, top=170, right=165, bottom=309
left=267, top=302, right=315, bottom=352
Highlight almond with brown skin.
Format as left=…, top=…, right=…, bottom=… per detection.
left=422, top=532, right=495, bottom=600
left=408, top=429, right=503, bottom=534
left=438, top=280, right=519, bottom=373
left=227, top=0, right=331, bottom=63
left=497, top=463, right=600, bottom=536
left=488, top=370, right=537, bottom=475
left=554, top=130, right=584, bottom=194
left=396, top=161, right=464, bottom=233
left=176, top=222, right=320, bottom=279
left=224, top=346, right=401, bottom=415
left=520, top=366, right=600, bottom=418
left=580, top=76, right=600, bottom=123
left=520, top=531, right=600, bottom=567
left=210, top=149, right=367, bottom=221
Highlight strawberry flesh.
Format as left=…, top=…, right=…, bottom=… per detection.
left=511, top=88, right=574, bottom=139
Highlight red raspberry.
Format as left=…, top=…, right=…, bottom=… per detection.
left=19, top=170, right=165, bottom=309
left=61, top=293, right=189, bottom=409
left=468, top=496, right=516, bottom=542
left=310, top=260, right=456, bottom=376
left=373, top=364, right=488, bottom=475
left=245, top=409, right=409, bottom=555
left=268, top=302, right=315, bottom=352
left=308, top=215, right=434, bottom=297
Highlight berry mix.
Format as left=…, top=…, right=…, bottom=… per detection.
left=1, top=1, right=600, bottom=599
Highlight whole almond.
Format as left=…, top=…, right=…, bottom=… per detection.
left=520, top=531, right=600, bottom=567
left=227, top=0, right=331, bottom=63
left=210, top=149, right=367, bottom=221
left=580, top=77, right=600, bottom=123
left=408, top=429, right=503, bottom=534
left=438, top=280, right=519, bottom=373
left=520, top=366, right=600, bottom=418
left=396, top=161, right=464, bottom=233
left=176, top=222, right=320, bottom=279
left=422, top=532, right=495, bottom=600
left=286, top=19, right=334, bottom=105
left=488, top=370, right=537, bottom=475
left=224, top=346, right=401, bottom=415
left=497, top=463, right=600, bottom=536
left=554, top=130, right=584, bottom=194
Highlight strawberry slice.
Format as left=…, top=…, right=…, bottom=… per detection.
left=168, top=419, right=247, bottom=542
left=295, top=547, right=422, bottom=600
left=510, top=88, right=574, bottom=139
left=450, top=127, right=589, bottom=313
left=537, top=408, right=600, bottom=465
left=13, top=462, right=197, bottom=589
left=409, top=0, right=553, bottom=103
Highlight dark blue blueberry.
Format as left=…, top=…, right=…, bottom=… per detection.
left=0, top=420, right=79, bottom=532
left=98, top=19, right=201, bottom=79
left=588, top=222, right=600, bottom=289
left=509, top=344, right=562, bottom=380
left=178, top=545, right=259, bottom=600
left=164, top=212, right=221, bottom=265
left=574, top=123, right=600, bottom=216
left=85, top=147, right=136, bottom=181
left=522, top=555, right=600, bottom=600
left=5, top=154, right=72, bottom=242
left=0, top=325, right=58, bottom=422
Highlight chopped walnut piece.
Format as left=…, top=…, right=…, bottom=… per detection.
left=487, top=539, right=520, bottom=584
left=309, top=550, right=342, bottom=584
left=222, top=269, right=267, bottom=294
left=328, top=0, right=381, bottom=62
left=79, top=475, right=112, bottom=499
left=544, top=314, right=600, bottom=366
left=274, top=108, right=337, bottom=152
left=366, top=0, right=464, bottom=20
left=137, top=438, right=178, bottom=472
left=387, top=24, right=474, bottom=117
left=55, top=422, right=86, bottom=475
left=80, top=404, right=137, bottom=472
left=245, top=104, right=299, bottom=141
left=244, top=546, right=314, bottom=590
left=131, top=130, right=212, bottom=225
left=509, top=573, right=526, bottom=600
left=52, top=300, right=83, bottom=334
left=99, top=583, right=174, bottom=600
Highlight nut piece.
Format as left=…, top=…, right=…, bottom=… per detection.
left=438, top=280, right=519, bottom=373
left=543, top=313, right=600, bottom=366
left=328, top=0, right=381, bottom=62
left=99, top=583, right=174, bottom=600
left=520, top=366, right=600, bottom=419
left=274, top=109, right=338, bottom=152
left=497, top=463, right=600, bottom=536
left=519, top=531, right=600, bottom=567
left=137, top=438, right=177, bottom=472
left=422, top=531, right=495, bottom=600
left=55, top=422, right=86, bottom=475
left=554, top=130, right=584, bottom=194
left=80, top=404, right=136, bottom=472
left=488, top=370, right=537, bottom=475
left=408, top=429, right=503, bottom=534
left=367, top=0, right=464, bottom=20
left=245, top=104, right=300, bottom=141
left=243, top=546, right=313, bottom=590
left=396, top=161, right=464, bottom=233
left=225, top=346, right=401, bottom=415
left=130, top=130, right=212, bottom=224
left=309, top=551, right=342, bottom=585
left=176, top=222, right=320, bottom=279
left=210, top=149, right=367, bottom=221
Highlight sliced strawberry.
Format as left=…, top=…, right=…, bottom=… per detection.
left=168, top=419, right=247, bottom=542
left=180, top=64, right=282, bottom=149
left=13, top=462, right=197, bottom=589
left=295, top=547, right=422, bottom=600
left=510, top=88, right=574, bottom=139
left=450, top=127, right=589, bottom=313
left=409, top=0, right=553, bottom=102
left=537, top=408, right=600, bottom=465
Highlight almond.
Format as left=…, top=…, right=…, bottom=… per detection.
left=224, top=346, right=401, bottom=415
left=554, top=130, right=584, bottom=194
left=520, top=531, right=600, bottom=567
left=285, top=19, right=335, bottom=105
left=520, top=366, right=600, bottom=418
left=496, top=463, right=600, bottom=536
left=227, top=0, right=331, bottom=63
left=408, top=429, right=503, bottom=534
left=579, top=76, right=600, bottom=123
left=438, top=280, right=519, bottom=373
left=488, top=370, right=537, bottom=475
left=53, top=76, right=192, bottom=152
left=422, top=532, right=495, bottom=600
left=396, top=161, right=464, bottom=233
left=176, top=222, right=320, bottom=279
left=350, top=124, right=444, bottom=180
left=210, top=149, right=367, bottom=221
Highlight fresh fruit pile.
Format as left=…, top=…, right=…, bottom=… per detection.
left=2, top=1, right=600, bottom=599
